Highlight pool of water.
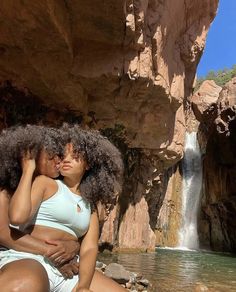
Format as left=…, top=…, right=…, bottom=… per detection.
left=98, top=248, right=236, bottom=291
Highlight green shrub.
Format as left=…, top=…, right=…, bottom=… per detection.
left=195, top=64, right=236, bottom=91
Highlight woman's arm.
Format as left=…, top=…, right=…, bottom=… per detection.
left=6, top=154, right=80, bottom=262
left=75, top=211, right=99, bottom=291
left=0, top=189, right=80, bottom=279
left=1, top=190, right=80, bottom=259
left=0, top=189, right=50, bottom=254
left=8, top=155, right=46, bottom=225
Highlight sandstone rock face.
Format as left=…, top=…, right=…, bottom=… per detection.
left=0, top=0, right=218, bottom=155
left=155, top=165, right=182, bottom=247
left=192, top=80, right=222, bottom=123
left=118, top=196, right=156, bottom=250
left=191, top=78, right=236, bottom=252
left=0, top=0, right=218, bottom=250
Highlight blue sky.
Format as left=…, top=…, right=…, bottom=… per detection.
left=197, top=0, right=236, bottom=77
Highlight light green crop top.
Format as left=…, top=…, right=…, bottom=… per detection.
left=26, top=180, right=91, bottom=238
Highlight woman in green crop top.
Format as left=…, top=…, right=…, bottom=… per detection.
left=0, top=124, right=126, bottom=292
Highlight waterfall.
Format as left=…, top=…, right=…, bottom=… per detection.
left=178, top=132, right=202, bottom=250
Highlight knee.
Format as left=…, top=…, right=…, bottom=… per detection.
left=9, top=277, right=36, bottom=292
left=0, top=266, right=49, bottom=292
left=9, top=275, right=49, bottom=292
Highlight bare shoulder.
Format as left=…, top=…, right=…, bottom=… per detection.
left=32, top=175, right=57, bottom=195
left=33, top=175, right=56, bottom=186
left=36, top=176, right=59, bottom=199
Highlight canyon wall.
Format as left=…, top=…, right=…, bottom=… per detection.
left=192, top=78, right=236, bottom=252
left=0, top=0, right=218, bottom=250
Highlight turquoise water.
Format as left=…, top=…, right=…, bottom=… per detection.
left=98, top=248, right=236, bottom=291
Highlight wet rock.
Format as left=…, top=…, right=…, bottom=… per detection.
left=96, top=261, right=151, bottom=291
left=95, top=261, right=104, bottom=269
left=136, top=283, right=145, bottom=291
left=194, top=283, right=210, bottom=291
left=137, top=278, right=149, bottom=287
left=104, top=263, right=130, bottom=284
left=126, top=282, right=132, bottom=289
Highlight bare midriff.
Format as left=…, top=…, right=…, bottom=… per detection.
left=27, top=225, right=78, bottom=242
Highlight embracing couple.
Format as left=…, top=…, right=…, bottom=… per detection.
left=0, top=124, right=126, bottom=292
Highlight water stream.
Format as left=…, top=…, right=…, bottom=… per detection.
left=99, top=249, right=236, bottom=292
left=178, top=132, right=202, bottom=250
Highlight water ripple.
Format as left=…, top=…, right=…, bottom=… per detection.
left=98, top=248, right=236, bottom=292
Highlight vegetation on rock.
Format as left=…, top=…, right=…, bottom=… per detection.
left=196, top=64, right=236, bottom=90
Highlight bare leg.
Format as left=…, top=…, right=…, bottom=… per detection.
left=0, top=259, right=49, bottom=292
left=90, top=270, right=127, bottom=292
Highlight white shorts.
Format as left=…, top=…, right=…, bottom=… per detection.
left=0, top=249, right=78, bottom=292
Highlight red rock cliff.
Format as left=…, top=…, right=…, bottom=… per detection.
left=191, top=78, right=236, bottom=252
left=0, top=0, right=218, bottom=250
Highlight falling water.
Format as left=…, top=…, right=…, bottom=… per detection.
left=178, top=132, right=202, bottom=250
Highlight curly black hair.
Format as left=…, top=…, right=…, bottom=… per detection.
left=0, top=124, right=124, bottom=210
left=0, top=125, right=62, bottom=192
left=41, top=126, right=64, bottom=159
left=60, top=124, right=124, bottom=209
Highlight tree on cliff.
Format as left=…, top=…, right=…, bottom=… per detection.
left=195, top=64, right=236, bottom=90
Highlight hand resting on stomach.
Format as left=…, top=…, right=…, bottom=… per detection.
left=26, top=224, right=80, bottom=266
